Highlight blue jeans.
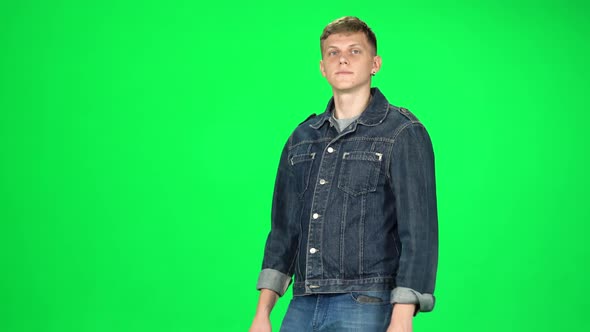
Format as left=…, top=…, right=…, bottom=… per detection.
left=280, top=291, right=393, bottom=332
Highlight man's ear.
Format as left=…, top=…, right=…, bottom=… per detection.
left=320, top=60, right=327, bottom=77
left=372, top=55, right=382, bottom=75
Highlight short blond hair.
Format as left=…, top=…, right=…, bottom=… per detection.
left=320, top=16, right=377, bottom=55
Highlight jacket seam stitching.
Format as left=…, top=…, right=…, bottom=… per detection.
left=386, top=122, right=424, bottom=183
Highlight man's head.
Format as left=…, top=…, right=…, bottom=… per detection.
left=319, top=17, right=381, bottom=93
left=320, top=16, right=377, bottom=56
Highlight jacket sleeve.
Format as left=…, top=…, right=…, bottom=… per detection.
left=256, top=137, right=300, bottom=296
left=388, top=123, right=439, bottom=313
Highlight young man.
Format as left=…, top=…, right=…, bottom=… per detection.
left=250, top=17, right=438, bottom=332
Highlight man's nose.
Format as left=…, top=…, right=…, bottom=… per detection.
left=339, top=55, right=349, bottom=64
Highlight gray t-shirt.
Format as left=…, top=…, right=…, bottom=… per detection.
left=329, top=113, right=361, bottom=133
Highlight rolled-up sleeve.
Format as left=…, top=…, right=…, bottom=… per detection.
left=388, top=123, right=438, bottom=313
left=391, top=286, right=435, bottom=313
left=256, top=268, right=292, bottom=296
left=256, top=137, right=299, bottom=297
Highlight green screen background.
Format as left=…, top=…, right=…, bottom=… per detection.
left=1, top=0, right=589, bottom=331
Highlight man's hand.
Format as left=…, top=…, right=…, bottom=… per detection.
left=249, top=314, right=272, bottom=332
left=386, top=303, right=415, bottom=332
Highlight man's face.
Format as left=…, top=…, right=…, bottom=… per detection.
left=320, top=32, right=381, bottom=93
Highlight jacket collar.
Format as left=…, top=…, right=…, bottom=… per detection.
left=310, top=87, right=389, bottom=129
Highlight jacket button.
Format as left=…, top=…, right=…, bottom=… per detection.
left=312, top=213, right=319, bottom=219
left=319, top=179, right=327, bottom=185
left=327, top=147, right=335, bottom=153
left=309, top=248, right=318, bottom=254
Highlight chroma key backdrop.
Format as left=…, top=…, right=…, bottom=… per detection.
left=1, top=0, right=589, bottom=331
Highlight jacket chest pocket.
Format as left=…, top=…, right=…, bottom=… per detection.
left=290, top=152, right=316, bottom=196
left=338, top=151, right=383, bottom=196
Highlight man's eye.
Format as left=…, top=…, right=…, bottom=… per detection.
left=328, top=50, right=338, bottom=56
left=351, top=49, right=360, bottom=54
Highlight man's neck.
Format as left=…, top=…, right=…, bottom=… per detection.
left=332, top=87, right=372, bottom=119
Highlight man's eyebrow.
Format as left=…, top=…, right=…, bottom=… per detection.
left=326, top=43, right=363, bottom=49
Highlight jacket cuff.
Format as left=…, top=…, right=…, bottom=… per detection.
left=391, top=287, right=435, bottom=314
left=256, top=268, right=292, bottom=297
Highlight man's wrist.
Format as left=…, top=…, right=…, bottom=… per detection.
left=254, top=312, right=271, bottom=320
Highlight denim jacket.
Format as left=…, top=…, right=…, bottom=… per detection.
left=257, top=88, right=438, bottom=313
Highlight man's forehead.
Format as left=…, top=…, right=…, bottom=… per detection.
left=324, top=32, right=369, bottom=48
